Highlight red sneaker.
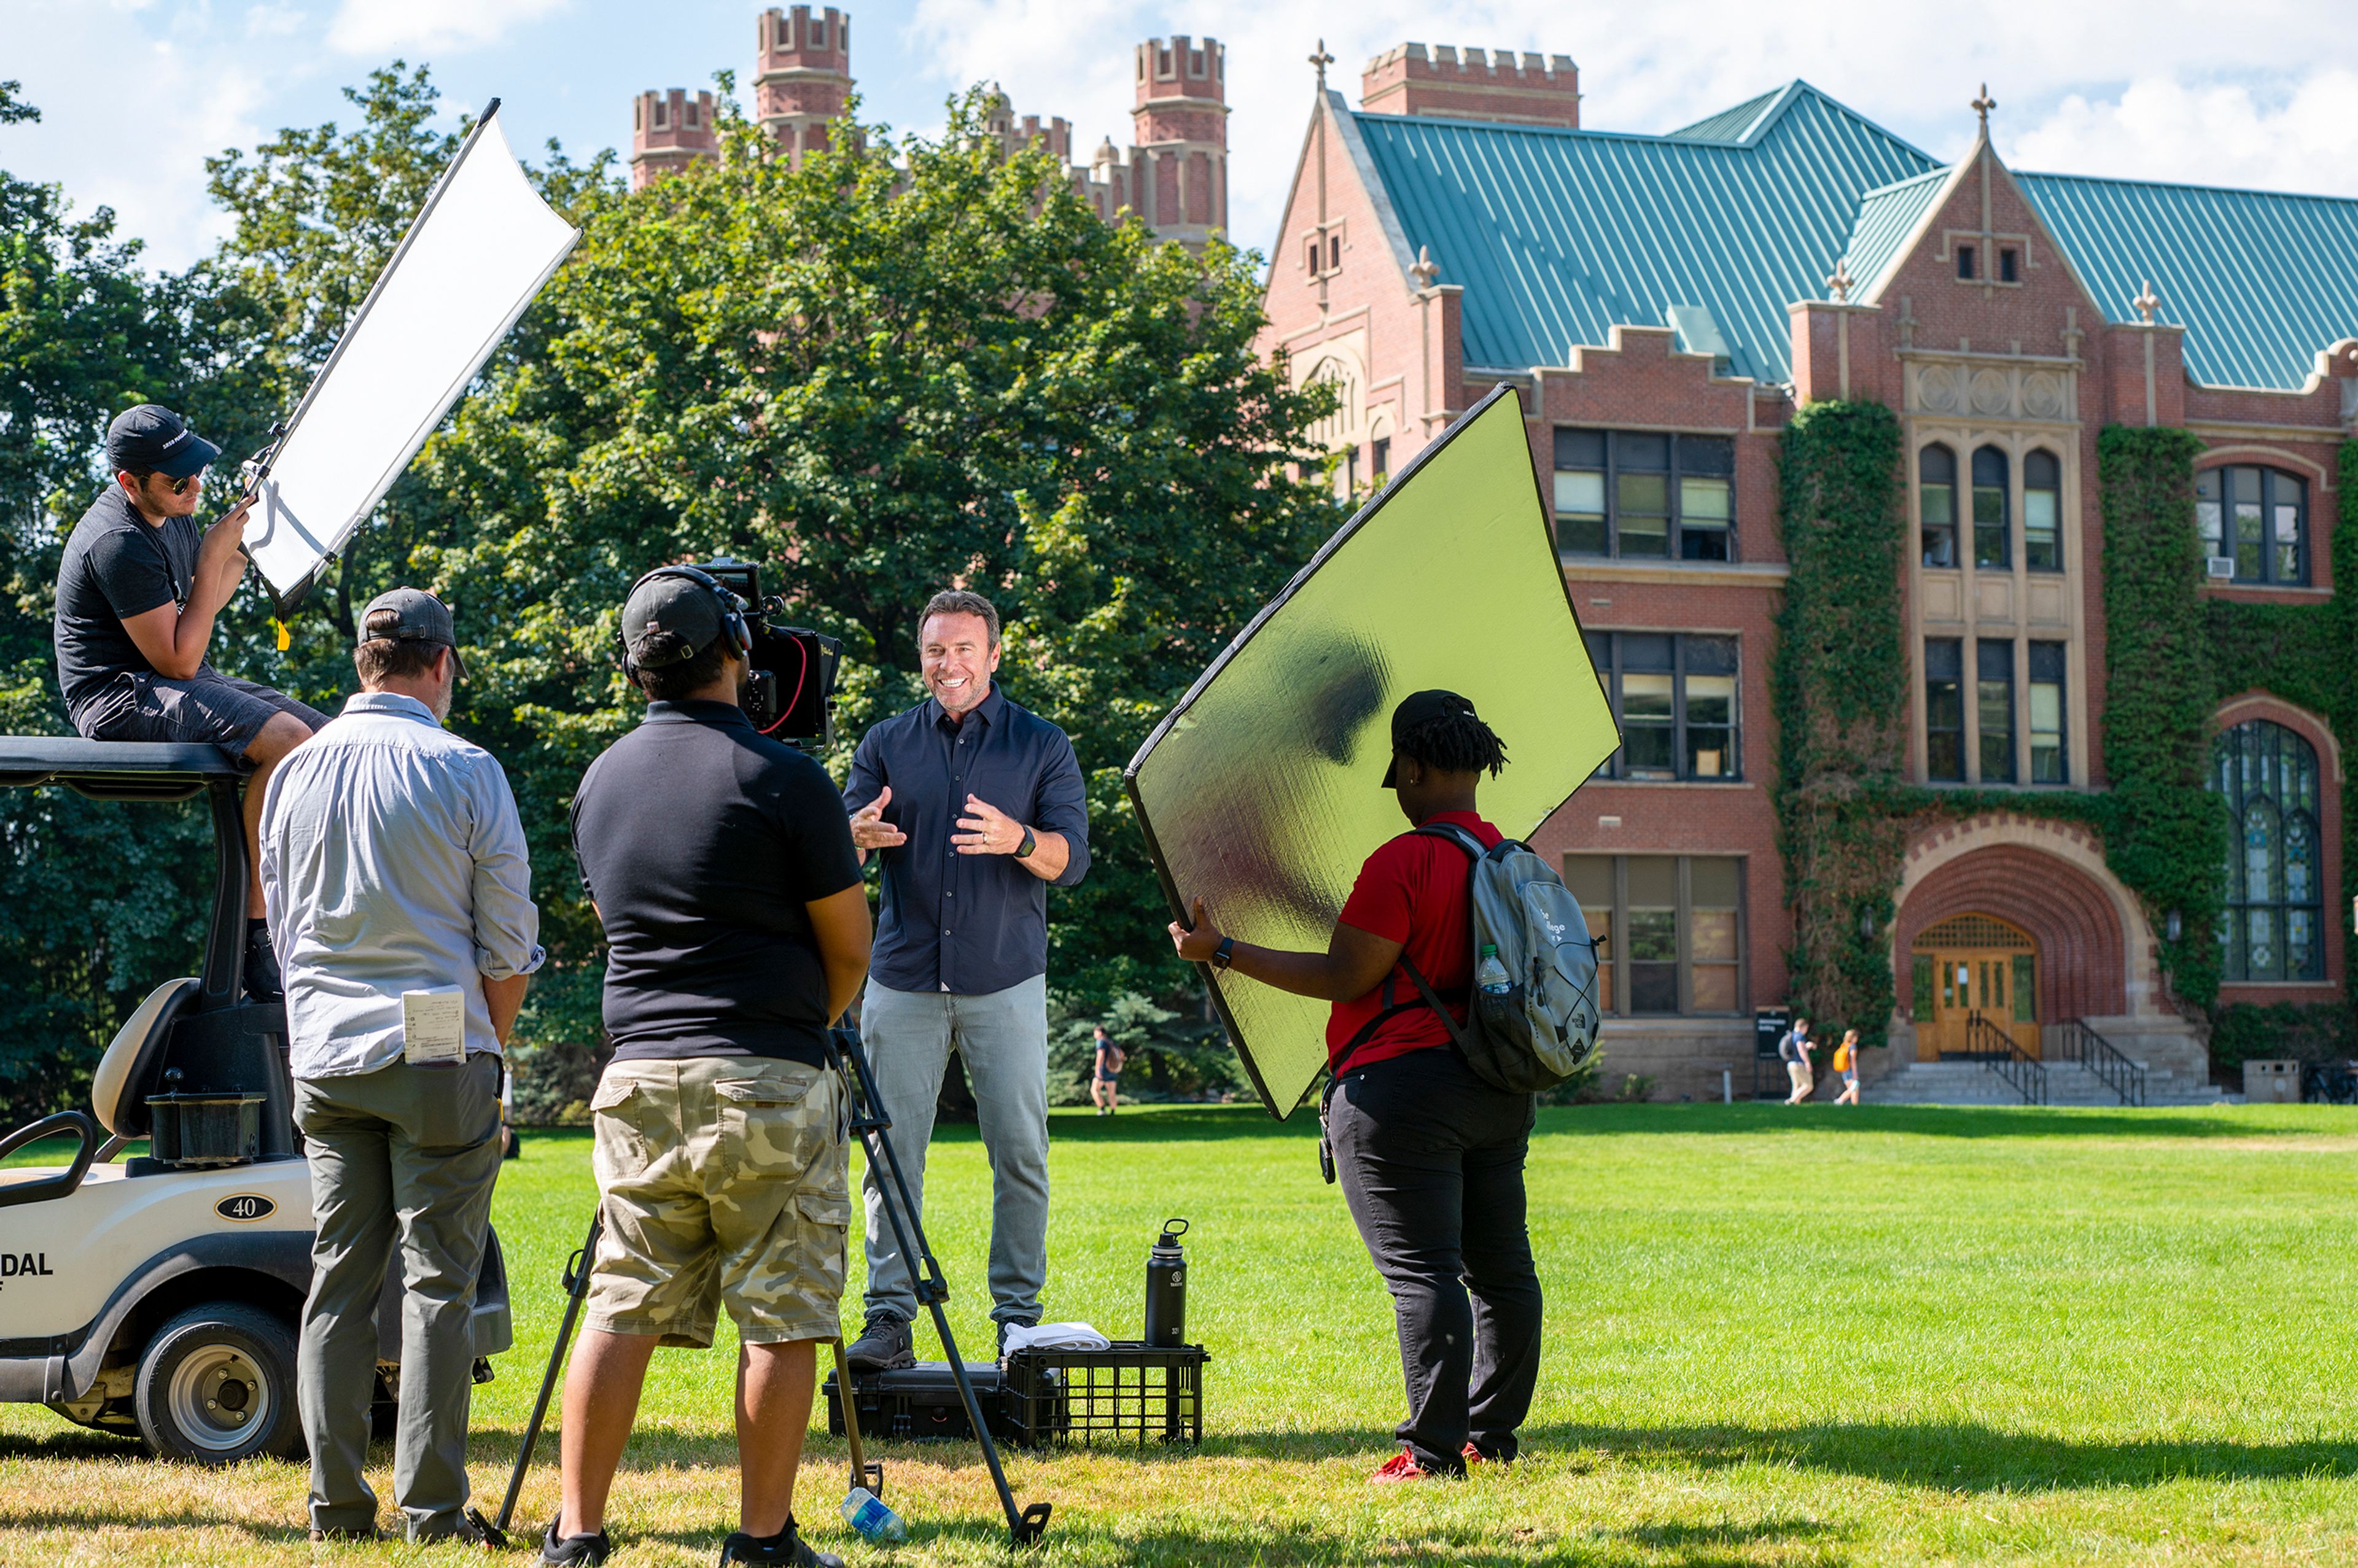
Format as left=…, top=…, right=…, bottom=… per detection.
left=1462, top=1442, right=1485, bottom=1467
left=1369, top=1450, right=1431, bottom=1485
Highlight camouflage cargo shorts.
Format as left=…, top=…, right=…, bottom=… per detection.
left=584, top=1055, right=850, bottom=1348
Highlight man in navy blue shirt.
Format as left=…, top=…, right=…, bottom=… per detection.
left=841, top=589, right=1089, bottom=1369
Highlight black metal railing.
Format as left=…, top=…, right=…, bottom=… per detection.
left=2052, top=1018, right=2146, bottom=1106
left=1963, top=1011, right=2048, bottom=1104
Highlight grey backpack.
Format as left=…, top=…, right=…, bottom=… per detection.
left=1401, top=823, right=1603, bottom=1092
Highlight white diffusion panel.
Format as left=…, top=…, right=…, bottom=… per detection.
left=247, top=114, right=580, bottom=599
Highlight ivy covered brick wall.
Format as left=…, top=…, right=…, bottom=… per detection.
left=1770, top=401, right=1911, bottom=1044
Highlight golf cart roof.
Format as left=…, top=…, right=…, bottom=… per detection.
left=0, top=737, right=241, bottom=802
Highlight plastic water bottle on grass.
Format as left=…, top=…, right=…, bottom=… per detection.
left=1476, top=944, right=1511, bottom=996
left=843, top=1487, right=906, bottom=1542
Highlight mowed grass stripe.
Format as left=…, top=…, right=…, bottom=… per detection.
left=3, top=1101, right=2356, bottom=1563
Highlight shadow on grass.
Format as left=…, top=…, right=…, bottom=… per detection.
left=1178, top=1419, right=2358, bottom=1492
left=0, top=1428, right=141, bottom=1461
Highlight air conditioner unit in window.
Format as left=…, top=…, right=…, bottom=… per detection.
left=2205, top=556, right=2236, bottom=580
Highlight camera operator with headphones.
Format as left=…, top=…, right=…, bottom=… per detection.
left=551, top=567, right=871, bottom=1568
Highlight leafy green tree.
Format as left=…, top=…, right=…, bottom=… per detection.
left=1047, top=993, right=1243, bottom=1106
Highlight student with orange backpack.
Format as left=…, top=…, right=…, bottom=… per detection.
left=1831, top=1028, right=1862, bottom=1105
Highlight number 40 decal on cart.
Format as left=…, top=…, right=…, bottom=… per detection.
left=216, top=1195, right=278, bottom=1223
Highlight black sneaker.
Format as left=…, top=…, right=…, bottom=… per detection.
left=717, top=1520, right=842, bottom=1567
left=540, top=1515, right=613, bottom=1566
left=243, top=922, right=284, bottom=1002
left=845, top=1309, right=913, bottom=1372
left=995, top=1315, right=1040, bottom=1359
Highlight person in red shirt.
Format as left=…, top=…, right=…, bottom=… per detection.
left=1169, top=689, right=1541, bottom=1483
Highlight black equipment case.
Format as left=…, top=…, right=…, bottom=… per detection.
left=822, top=1362, right=1014, bottom=1443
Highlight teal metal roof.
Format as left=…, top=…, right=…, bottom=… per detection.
left=2016, top=171, right=2358, bottom=390
left=1667, top=88, right=1783, bottom=144
left=1352, top=82, right=1937, bottom=381
left=1843, top=168, right=1949, bottom=298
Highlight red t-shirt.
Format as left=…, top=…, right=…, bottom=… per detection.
left=1325, top=810, right=1504, bottom=1071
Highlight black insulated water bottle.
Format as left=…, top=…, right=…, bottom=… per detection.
left=1143, top=1218, right=1189, bottom=1347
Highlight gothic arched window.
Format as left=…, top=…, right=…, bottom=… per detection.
left=2211, top=718, right=2325, bottom=981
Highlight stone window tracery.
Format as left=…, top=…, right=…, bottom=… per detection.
left=2211, top=718, right=2325, bottom=982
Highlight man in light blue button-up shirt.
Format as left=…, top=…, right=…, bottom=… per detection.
left=260, top=588, right=542, bottom=1545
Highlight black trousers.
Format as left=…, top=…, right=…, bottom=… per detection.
left=1329, top=1045, right=1542, bottom=1471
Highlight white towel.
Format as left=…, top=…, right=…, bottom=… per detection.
left=1000, top=1321, right=1112, bottom=1358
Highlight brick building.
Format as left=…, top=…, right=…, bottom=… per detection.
left=1263, top=57, right=2357, bottom=1100
left=628, top=7, right=1229, bottom=249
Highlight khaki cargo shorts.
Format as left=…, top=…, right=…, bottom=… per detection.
left=585, top=1055, right=850, bottom=1347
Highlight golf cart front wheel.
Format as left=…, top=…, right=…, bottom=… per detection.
left=134, top=1302, right=304, bottom=1464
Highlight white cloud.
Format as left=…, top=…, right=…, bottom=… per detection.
left=324, top=0, right=572, bottom=56
left=245, top=2, right=308, bottom=36
left=2010, top=72, right=2358, bottom=198
left=0, top=1, right=281, bottom=272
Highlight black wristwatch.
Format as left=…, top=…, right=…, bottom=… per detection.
left=1211, top=936, right=1235, bottom=972
left=1014, top=825, right=1037, bottom=860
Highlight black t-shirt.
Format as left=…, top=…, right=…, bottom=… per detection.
left=53, top=486, right=202, bottom=724
left=571, top=699, right=863, bottom=1065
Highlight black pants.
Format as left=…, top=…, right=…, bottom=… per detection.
left=1329, top=1045, right=1541, bottom=1471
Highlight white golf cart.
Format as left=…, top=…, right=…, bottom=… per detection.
left=0, top=737, right=512, bottom=1463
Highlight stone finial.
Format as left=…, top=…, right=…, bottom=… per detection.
left=1971, top=83, right=1996, bottom=131
left=1826, top=255, right=1854, bottom=303
left=1410, top=245, right=1439, bottom=289
left=1309, top=38, right=1335, bottom=90
left=2133, top=279, right=2160, bottom=324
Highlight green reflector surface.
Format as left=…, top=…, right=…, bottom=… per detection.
left=1125, top=386, right=1619, bottom=1117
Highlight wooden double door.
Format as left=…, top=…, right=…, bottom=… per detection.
left=1910, top=914, right=2039, bottom=1061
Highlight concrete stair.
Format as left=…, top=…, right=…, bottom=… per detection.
left=1859, top=1058, right=2227, bottom=1108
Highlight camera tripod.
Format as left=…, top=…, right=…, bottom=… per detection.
left=475, top=1027, right=1051, bottom=1550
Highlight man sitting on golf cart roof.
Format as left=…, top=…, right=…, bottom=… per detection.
left=53, top=404, right=329, bottom=999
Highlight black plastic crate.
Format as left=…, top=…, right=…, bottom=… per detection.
left=1002, top=1342, right=1207, bottom=1447
left=822, top=1361, right=1015, bottom=1443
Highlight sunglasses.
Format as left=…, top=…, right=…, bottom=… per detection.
left=163, top=467, right=209, bottom=497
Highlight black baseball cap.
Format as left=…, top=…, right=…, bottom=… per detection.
left=622, top=570, right=731, bottom=669
left=1380, top=689, right=1480, bottom=788
left=106, top=405, right=220, bottom=481
left=359, top=588, right=465, bottom=677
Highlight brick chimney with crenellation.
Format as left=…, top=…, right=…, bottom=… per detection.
left=756, top=5, right=855, bottom=165
left=1360, top=44, right=1579, bottom=128
left=629, top=88, right=718, bottom=190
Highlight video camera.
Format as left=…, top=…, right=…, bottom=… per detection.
left=694, top=557, right=842, bottom=750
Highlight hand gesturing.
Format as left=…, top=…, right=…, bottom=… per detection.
left=954, top=794, right=1026, bottom=855
left=850, top=785, right=908, bottom=850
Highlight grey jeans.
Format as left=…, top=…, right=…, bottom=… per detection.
left=294, top=1053, right=502, bottom=1540
left=860, top=976, right=1049, bottom=1325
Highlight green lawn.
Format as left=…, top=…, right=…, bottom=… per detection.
left=4, top=1101, right=2357, bottom=1564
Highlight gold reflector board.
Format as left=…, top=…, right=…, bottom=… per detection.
left=1125, top=384, right=1619, bottom=1117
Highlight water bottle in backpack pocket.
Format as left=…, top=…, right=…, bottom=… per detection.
left=1399, top=824, right=1603, bottom=1093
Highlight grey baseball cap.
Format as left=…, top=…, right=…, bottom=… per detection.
left=106, top=405, right=220, bottom=481
left=359, top=587, right=465, bottom=676
left=622, top=571, right=731, bottom=669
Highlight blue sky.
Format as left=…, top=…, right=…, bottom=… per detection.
left=10, top=0, right=2358, bottom=278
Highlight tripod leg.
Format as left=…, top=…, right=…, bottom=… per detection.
left=830, top=1033, right=1049, bottom=1547
left=490, top=1211, right=602, bottom=1538
left=829, top=1338, right=881, bottom=1499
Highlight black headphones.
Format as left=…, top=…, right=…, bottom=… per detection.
left=615, top=564, right=754, bottom=679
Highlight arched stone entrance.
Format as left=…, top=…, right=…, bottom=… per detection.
left=1887, top=813, right=2206, bottom=1076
